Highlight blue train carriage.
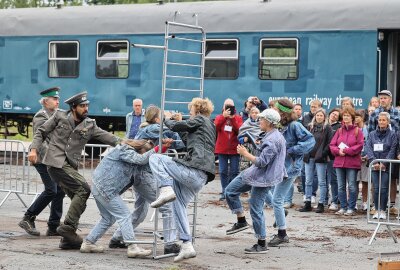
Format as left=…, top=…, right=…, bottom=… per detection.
left=0, top=0, right=399, bottom=136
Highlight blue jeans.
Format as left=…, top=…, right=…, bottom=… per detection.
left=327, top=160, right=338, bottom=204
left=371, top=171, right=390, bottom=211
left=218, top=154, right=240, bottom=194
left=336, top=168, right=358, bottom=210
left=265, top=188, right=273, bottom=207
left=305, top=159, right=327, bottom=204
left=86, top=185, right=134, bottom=244
left=149, top=154, right=207, bottom=242
left=225, top=173, right=270, bottom=239
left=26, top=164, right=65, bottom=227
left=273, top=176, right=296, bottom=230
left=284, top=183, right=295, bottom=204
left=285, top=171, right=317, bottom=204
left=111, top=169, right=176, bottom=244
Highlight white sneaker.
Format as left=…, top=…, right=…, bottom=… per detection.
left=344, top=209, right=355, bottom=216
left=311, top=196, right=316, bottom=203
left=329, top=203, right=339, bottom=211
left=127, top=244, right=152, bottom=258
left=362, top=202, right=368, bottom=211
left=80, top=240, right=105, bottom=253
left=150, top=186, right=176, bottom=208
left=372, top=212, right=379, bottom=219
left=354, top=204, right=358, bottom=210
left=174, top=242, right=196, bottom=262
left=283, top=202, right=293, bottom=209
left=335, top=208, right=346, bottom=215
left=379, top=211, right=387, bottom=220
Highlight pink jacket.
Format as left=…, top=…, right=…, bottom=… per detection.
left=329, top=124, right=364, bottom=169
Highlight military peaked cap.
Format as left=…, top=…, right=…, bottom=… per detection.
left=64, top=91, right=90, bottom=106
left=40, top=87, right=60, bottom=98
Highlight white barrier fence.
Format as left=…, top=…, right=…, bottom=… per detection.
left=0, top=140, right=28, bottom=208
left=367, top=159, right=400, bottom=245
left=0, top=141, right=136, bottom=207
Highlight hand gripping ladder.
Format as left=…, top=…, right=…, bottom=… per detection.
left=129, top=18, right=206, bottom=259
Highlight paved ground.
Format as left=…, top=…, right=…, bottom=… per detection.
left=1, top=178, right=400, bottom=270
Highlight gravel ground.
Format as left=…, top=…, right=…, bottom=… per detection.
left=0, top=178, right=399, bottom=270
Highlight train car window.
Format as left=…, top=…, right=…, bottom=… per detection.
left=205, top=39, right=238, bottom=79
left=259, top=38, right=298, bottom=80
left=48, top=41, right=79, bottom=78
left=96, top=40, right=129, bottom=79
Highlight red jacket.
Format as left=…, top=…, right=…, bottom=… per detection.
left=329, top=123, right=364, bottom=169
left=214, top=114, right=243, bottom=154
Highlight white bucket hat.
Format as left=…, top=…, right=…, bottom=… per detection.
left=258, top=108, right=281, bottom=125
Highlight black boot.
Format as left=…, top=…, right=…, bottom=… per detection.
left=315, top=203, right=324, bottom=213
left=57, top=224, right=81, bottom=243
left=299, top=201, right=312, bottom=212
left=46, top=225, right=60, bottom=236
left=59, top=237, right=83, bottom=250
left=18, top=215, right=40, bottom=236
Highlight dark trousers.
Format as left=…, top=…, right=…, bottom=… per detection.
left=26, top=163, right=65, bottom=227
left=47, top=162, right=90, bottom=230
left=371, top=171, right=389, bottom=211
left=218, top=154, right=240, bottom=193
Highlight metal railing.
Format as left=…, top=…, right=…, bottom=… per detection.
left=367, top=159, right=400, bottom=245
left=0, top=139, right=28, bottom=208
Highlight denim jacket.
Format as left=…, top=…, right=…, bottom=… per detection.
left=243, top=129, right=287, bottom=187
left=92, top=144, right=155, bottom=201
left=281, top=121, right=315, bottom=178
left=135, top=123, right=185, bottom=150
left=125, top=112, right=145, bottom=138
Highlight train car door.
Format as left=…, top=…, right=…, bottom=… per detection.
left=378, top=30, right=400, bottom=105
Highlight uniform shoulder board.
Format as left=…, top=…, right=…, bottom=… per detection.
left=57, top=108, right=66, bottom=112
left=85, top=118, right=95, bottom=123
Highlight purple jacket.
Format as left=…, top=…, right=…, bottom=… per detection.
left=329, top=123, right=364, bottom=169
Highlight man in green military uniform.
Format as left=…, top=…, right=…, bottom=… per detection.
left=19, top=87, right=65, bottom=237
left=29, top=91, right=121, bottom=249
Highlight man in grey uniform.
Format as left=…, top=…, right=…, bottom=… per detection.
left=19, top=87, right=65, bottom=237
left=29, top=91, right=121, bottom=249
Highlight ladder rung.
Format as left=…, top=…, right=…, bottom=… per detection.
left=167, top=36, right=204, bottom=43
left=124, top=240, right=155, bottom=244
left=167, top=49, right=202, bottom=55
left=165, top=101, right=191, bottom=104
left=167, top=62, right=202, bottom=68
left=167, top=21, right=204, bottom=32
left=165, top=88, right=202, bottom=92
left=166, top=75, right=202, bottom=80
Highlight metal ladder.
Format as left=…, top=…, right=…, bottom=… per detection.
left=129, top=17, right=206, bottom=260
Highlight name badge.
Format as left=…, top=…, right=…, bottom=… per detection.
left=224, top=125, right=233, bottom=132
left=374, top=143, right=384, bottom=152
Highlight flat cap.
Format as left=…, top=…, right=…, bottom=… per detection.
left=258, top=108, right=281, bottom=125
left=40, top=87, right=60, bottom=98
left=378, top=90, right=392, bottom=97
left=64, top=91, right=90, bottom=106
